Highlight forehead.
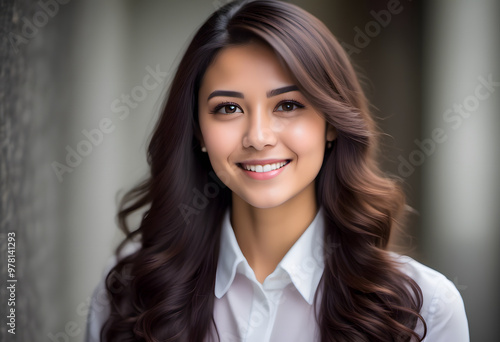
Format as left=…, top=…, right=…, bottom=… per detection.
left=200, top=41, right=294, bottom=92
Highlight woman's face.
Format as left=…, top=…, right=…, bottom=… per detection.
left=198, top=41, right=335, bottom=209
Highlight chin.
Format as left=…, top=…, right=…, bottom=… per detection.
left=237, top=193, right=290, bottom=209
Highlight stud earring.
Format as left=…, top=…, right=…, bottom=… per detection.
left=327, top=141, right=332, bottom=149
left=201, top=146, right=207, bottom=152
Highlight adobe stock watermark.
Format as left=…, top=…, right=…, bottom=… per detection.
left=286, top=233, right=340, bottom=288
left=178, top=169, right=233, bottom=224
left=231, top=290, right=286, bottom=340
left=219, top=233, right=340, bottom=341
left=47, top=264, right=134, bottom=342
left=51, top=64, right=168, bottom=183
left=341, top=0, right=411, bottom=56
left=7, top=0, right=71, bottom=54
left=398, top=74, right=499, bottom=178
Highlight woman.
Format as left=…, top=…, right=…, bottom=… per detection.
left=86, top=0, right=469, bottom=341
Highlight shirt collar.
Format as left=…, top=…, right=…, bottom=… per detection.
left=215, top=208, right=325, bottom=305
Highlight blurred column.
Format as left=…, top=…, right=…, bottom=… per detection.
left=421, top=0, right=500, bottom=341
left=52, top=0, right=129, bottom=339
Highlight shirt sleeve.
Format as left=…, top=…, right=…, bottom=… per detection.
left=423, top=277, right=469, bottom=342
left=84, top=243, right=140, bottom=342
left=392, top=254, right=469, bottom=342
left=84, top=273, right=111, bottom=342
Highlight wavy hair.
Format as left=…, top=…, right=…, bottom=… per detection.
left=102, top=1, right=427, bottom=341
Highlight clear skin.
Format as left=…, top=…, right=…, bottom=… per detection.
left=198, top=41, right=336, bottom=283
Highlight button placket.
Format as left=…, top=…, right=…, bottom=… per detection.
left=240, top=282, right=269, bottom=342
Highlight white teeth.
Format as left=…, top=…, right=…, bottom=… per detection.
left=243, top=161, right=288, bottom=172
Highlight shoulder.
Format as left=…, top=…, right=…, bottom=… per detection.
left=391, top=253, right=470, bottom=341
left=85, top=242, right=140, bottom=342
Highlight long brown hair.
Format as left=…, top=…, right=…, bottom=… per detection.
left=102, top=1, right=426, bottom=341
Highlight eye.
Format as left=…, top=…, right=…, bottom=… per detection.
left=275, top=100, right=305, bottom=112
left=210, top=102, right=243, bottom=115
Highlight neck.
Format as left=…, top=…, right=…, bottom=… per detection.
left=230, top=182, right=318, bottom=283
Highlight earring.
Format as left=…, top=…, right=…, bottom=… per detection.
left=201, top=146, right=207, bottom=152
left=327, top=141, right=332, bottom=149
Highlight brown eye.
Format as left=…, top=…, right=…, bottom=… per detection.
left=224, top=105, right=238, bottom=113
left=275, top=100, right=305, bottom=112
left=211, top=102, right=243, bottom=115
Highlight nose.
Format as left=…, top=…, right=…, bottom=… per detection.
left=242, top=107, right=278, bottom=150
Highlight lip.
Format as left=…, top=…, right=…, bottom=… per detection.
left=237, top=159, right=291, bottom=181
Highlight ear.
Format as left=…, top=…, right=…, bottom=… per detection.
left=326, top=123, right=337, bottom=142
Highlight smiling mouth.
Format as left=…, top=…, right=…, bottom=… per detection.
left=237, top=160, right=291, bottom=173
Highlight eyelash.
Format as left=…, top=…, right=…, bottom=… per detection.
left=209, top=99, right=305, bottom=115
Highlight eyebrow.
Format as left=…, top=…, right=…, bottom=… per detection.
left=207, top=85, right=299, bottom=101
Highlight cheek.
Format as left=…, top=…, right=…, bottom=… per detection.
left=201, top=120, right=241, bottom=162
left=283, top=117, right=326, bottom=156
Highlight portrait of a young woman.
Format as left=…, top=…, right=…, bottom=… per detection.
left=85, top=0, right=469, bottom=341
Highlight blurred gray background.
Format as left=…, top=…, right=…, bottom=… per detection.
left=1, top=0, right=499, bottom=341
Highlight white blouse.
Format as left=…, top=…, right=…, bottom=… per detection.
left=86, top=209, right=469, bottom=341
